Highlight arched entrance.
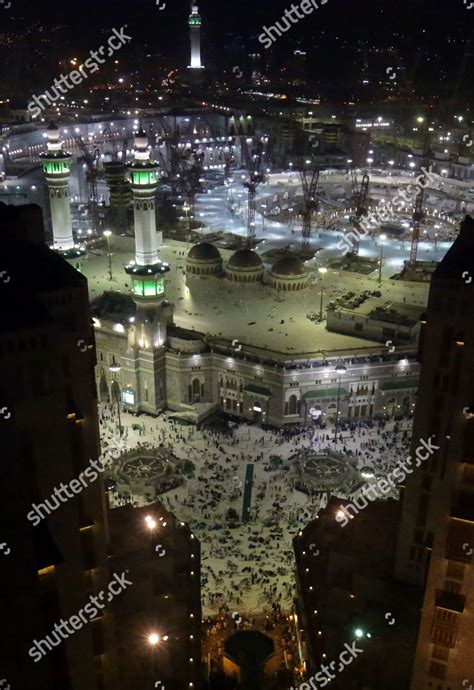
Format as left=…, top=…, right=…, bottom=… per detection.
left=385, top=397, right=396, bottom=418
left=191, top=378, right=201, bottom=402
left=99, top=373, right=110, bottom=403
left=287, top=394, right=298, bottom=415
left=326, top=402, right=337, bottom=424
left=252, top=402, right=262, bottom=424
left=402, top=396, right=411, bottom=416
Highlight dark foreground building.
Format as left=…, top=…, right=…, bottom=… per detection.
left=294, top=216, right=474, bottom=690
left=0, top=203, right=201, bottom=689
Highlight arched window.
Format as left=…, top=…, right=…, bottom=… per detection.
left=288, top=395, right=297, bottom=415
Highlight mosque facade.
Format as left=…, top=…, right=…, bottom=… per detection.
left=41, top=128, right=419, bottom=429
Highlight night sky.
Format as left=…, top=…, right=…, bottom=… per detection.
left=3, top=0, right=474, bottom=100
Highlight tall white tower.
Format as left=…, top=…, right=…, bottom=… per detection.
left=41, top=122, right=85, bottom=266
left=125, top=130, right=169, bottom=347
left=188, top=2, right=204, bottom=69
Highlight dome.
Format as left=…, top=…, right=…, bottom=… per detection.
left=188, top=242, right=221, bottom=261
left=271, top=254, right=306, bottom=276
left=228, top=248, right=263, bottom=269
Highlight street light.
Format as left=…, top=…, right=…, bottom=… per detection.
left=145, top=515, right=157, bottom=530
left=378, top=234, right=387, bottom=285
left=103, top=230, right=113, bottom=281
left=109, top=362, right=122, bottom=435
left=183, top=202, right=191, bottom=250
left=318, top=267, right=327, bottom=322
left=334, top=364, right=347, bottom=443
left=148, top=633, right=160, bottom=646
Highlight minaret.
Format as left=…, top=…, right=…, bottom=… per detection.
left=40, top=122, right=85, bottom=267
left=188, top=1, right=204, bottom=69
left=125, top=130, right=170, bottom=349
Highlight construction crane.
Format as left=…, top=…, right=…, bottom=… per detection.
left=409, top=128, right=432, bottom=267
left=242, top=137, right=265, bottom=247
left=69, top=129, right=101, bottom=235
left=299, top=167, right=320, bottom=254
left=348, top=172, right=370, bottom=255
left=223, top=137, right=236, bottom=178
left=350, top=166, right=359, bottom=200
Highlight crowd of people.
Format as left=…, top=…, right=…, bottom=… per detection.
left=98, top=404, right=412, bottom=615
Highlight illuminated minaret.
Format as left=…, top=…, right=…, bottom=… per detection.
left=125, top=130, right=169, bottom=349
left=188, top=1, right=204, bottom=69
left=41, top=122, right=85, bottom=266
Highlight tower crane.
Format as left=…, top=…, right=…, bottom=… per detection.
left=299, top=167, right=320, bottom=254
left=243, top=137, right=266, bottom=247
left=348, top=172, right=370, bottom=255
left=409, top=128, right=432, bottom=267
left=69, top=128, right=101, bottom=235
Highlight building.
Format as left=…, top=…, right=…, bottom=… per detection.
left=0, top=202, right=202, bottom=690
left=0, top=202, right=119, bottom=689
left=293, top=497, right=421, bottom=690
left=91, top=131, right=420, bottom=428
left=292, top=215, right=474, bottom=690
left=107, top=503, right=202, bottom=690
left=326, top=295, right=424, bottom=344
left=395, top=214, right=474, bottom=689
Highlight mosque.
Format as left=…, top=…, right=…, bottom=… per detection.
left=44, top=125, right=420, bottom=428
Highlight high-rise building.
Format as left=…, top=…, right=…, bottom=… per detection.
left=107, top=503, right=202, bottom=690
left=188, top=2, right=204, bottom=70
left=40, top=122, right=86, bottom=269
left=395, top=215, right=474, bottom=689
left=0, top=202, right=118, bottom=689
left=292, top=216, right=474, bottom=690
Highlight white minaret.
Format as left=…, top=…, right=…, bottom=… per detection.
left=125, top=130, right=169, bottom=347
left=41, top=123, right=84, bottom=257
left=188, top=2, right=204, bottom=69
left=127, top=129, right=162, bottom=262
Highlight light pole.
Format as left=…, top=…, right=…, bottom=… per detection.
left=261, top=203, right=267, bottom=231
left=103, top=230, right=113, bottom=281
left=183, top=202, right=191, bottom=250
left=109, top=362, right=122, bottom=435
left=334, top=364, right=347, bottom=443
left=378, top=234, right=386, bottom=286
left=318, top=267, right=327, bottom=321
